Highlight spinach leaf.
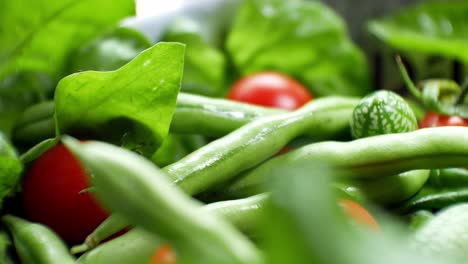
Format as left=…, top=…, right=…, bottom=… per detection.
left=0, top=0, right=135, bottom=80
left=368, top=1, right=468, bottom=63
left=55, top=43, right=185, bottom=157
left=0, top=133, right=22, bottom=208
left=68, top=27, right=152, bottom=72
left=164, top=18, right=226, bottom=97
left=226, top=0, right=370, bottom=97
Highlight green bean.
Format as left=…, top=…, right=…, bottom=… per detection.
left=70, top=214, right=130, bottom=254
left=427, top=168, right=468, bottom=189
left=163, top=96, right=358, bottom=196
left=350, top=170, right=430, bottom=205
left=171, top=93, right=283, bottom=136
left=227, top=127, right=468, bottom=195
left=76, top=228, right=162, bottom=264
left=2, top=215, right=76, bottom=264
left=224, top=170, right=429, bottom=206
left=397, top=188, right=468, bottom=214
left=74, top=193, right=268, bottom=254
left=204, top=193, right=268, bottom=237
left=64, top=138, right=263, bottom=264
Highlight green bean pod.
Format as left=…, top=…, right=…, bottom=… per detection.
left=64, top=138, right=263, bottom=264
left=427, top=168, right=468, bottom=189
left=2, top=215, right=75, bottom=264
left=227, top=127, right=468, bottom=195
left=75, top=194, right=268, bottom=258
left=350, top=170, right=430, bottom=205
left=163, top=96, right=358, bottom=196
left=397, top=188, right=468, bottom=214
left=171, top=93, right=283, bottom=136
left=76, top=228, right=162, bottom=264
left=224, top=169, right=429, bottom=206
left=204, top=193, right=267, bottom=237
left=70, top=213, right=130, bottom=254
left=74, top=194, right=268, bottom=254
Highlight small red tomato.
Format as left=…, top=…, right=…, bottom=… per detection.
left=339, top=199, right=379, bottom=231
left=228, top=72, right=313, bottom=110
left=419, top=112, right=468, bottom=128
left=149, top=244, right=176, bottom=264
left=22, top=144, right=109, bottom=244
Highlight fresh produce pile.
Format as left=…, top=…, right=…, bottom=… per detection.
left=1, top=0, right=468, bottom=263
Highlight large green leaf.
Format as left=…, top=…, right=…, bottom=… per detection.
left=164, top=18, right=226, bottom=97
left=0, top=0, right=135, bottom=80
left=226, top=0, right=370, bottom=97
left=0, top=133, right=22, bottom=208
left=368, top=1, right=468, bottom=63
left=55, top=43, right=185, bottom=157
left=68, top=27, right=152, bottom=73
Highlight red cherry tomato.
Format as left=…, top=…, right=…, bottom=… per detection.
left=149, top=244, right=176, bottom=264
left=339, top=199, right=379, bottom=231
left=228, top=72, right=313, bottom=110
left=419, top=112, right=468, bottom=128
left=22, top=143, right=109, bottom=244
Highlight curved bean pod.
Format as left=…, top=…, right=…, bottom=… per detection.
left=73, top=194, right=268, bottom=254
left=64, top=138, right=263, bottom=264
left=171, top=93, right=283, bottom=136
left=2, top=215, right=75, bottom=264
left=427, top=168, right=468, bottom=189
left=350, top=170, right=430, bottom=205
left=397, top=188, right=468, bottom=214
left=226, top=127, right=468, bottom=196
left=76, top=228, right=162, bottom=264
left=163, top=96, right=358, bottom=195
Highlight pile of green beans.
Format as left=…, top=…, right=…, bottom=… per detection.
left=7, top=91, right=468, bottom=264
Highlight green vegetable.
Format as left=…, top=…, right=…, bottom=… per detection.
left=63, top=137, right=264, bottom=264
left=397, top=188, right=468, bottom=214
left=227, top=0, right=370, bottom=97
left=74, top=193, right=268, bottom=254
left=76, top=228, right=162, bottom=264
left=411, top=203, right=468, bottom=259
left=0, top=72, right=54, bottom=138
left=2, top=215, right=75, bottom=264
left=0, top=133, right=22, bottom=207
left=396, top=57, right=468, bottom=118
left=262, top=159, right=458, bottom=264
left=349, top=170, right=430, bottom=206
left=55, top=42, right=185, bottom=157
left=0, top=0, right=135, bottom=80
left=164, top=96, right=358, bottom=196
left=427, top=168, right=468, bottom=189
left=70, top=213, right=131, bottom=254
left=368, top=1, right=468, bottom=63
left=350, top=90, right=418, bottom=139
left=227, top=127, right=468, bottom=197
left=164, top=18, right=226, bottom=97
left=12, top=101, right=55, bottom=146
left=408, top=210, right=433, bottom=231
left=0, top=229, right=16, bottom=264
left=69, top=27, right=151, bottom=72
